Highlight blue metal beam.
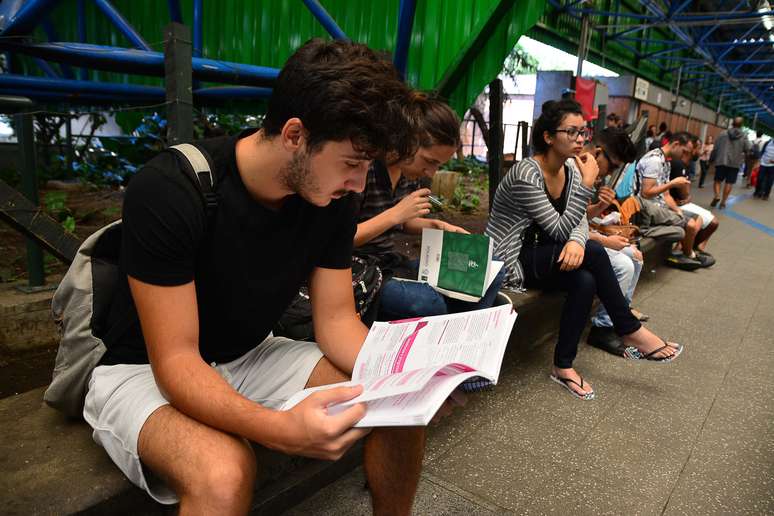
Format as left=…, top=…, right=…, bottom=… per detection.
left=0, top=41, right=279, bottom=86
left=393, top=0, right=417, bottom=78
left=0, top=73, right=165, bottom=98
left=0, top=0, right=61, bottom=37
left=92, top=0, right=152, bottom=51
left=40, top=19, right=75, bottom=79
left=717, top=22, right=761, bottom=62
left=34, top=58, right=59, bottom=78
left=193, top=86, right=272, bottom=100
left=193, top=0, right=202, bottom=57
left=301, top=0, right=349, bottom=41
left=77, top=0, right=87, bottom=80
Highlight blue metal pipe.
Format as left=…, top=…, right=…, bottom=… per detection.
left=393, top=0, right=417, bottom=78
left=193, top=0, right=203, bottom=57
left=92, top=0, right=152, bottom=51
left=0, top=0, right=60, bottom=37
left=0, top=87, right=160, bottom=105
left=168, top=0, right=183, bottom=24
left=34, top=58, right=59, bottom=78
left=77, top=0, right=88, bottom=80
left=301, top=0, right=348, bottom=41
left=672, top=10, right=774, bottom=23
left=0, top=42, right=279, bottom=86
left=193, top=86, right=272, bottom=99
left=0, top=73, right=165, bottom=98
left=40, top=19, right=75, bottom=79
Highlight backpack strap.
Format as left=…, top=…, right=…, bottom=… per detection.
left=168, top=143, right=218, bottom=222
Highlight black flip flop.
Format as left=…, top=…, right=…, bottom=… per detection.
left=549, top=374, right=595, bottom=400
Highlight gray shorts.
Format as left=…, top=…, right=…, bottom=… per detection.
left=83, top=336, right=324, bottom=504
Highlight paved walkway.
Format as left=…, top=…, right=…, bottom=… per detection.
left=285, top=184, right=774, bottom=515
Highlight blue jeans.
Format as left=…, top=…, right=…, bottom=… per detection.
left=591, top=246, right=642, bottom=328
left=378, top=259, right=507, bottom=320
left=755, top=165, right=774, bottom=197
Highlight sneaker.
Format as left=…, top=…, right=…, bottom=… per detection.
left=694, top=251, right=716, bottom=268
left=665, top=254, right=702, bottom=271
left=710, top=197, right=720, bottom=207
left=587, top=326, right=626, bottom=356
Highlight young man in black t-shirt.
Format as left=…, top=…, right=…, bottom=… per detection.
left=83, top=39, right=436, bottom=514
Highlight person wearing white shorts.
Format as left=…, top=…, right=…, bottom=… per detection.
left=74, top=39, right=445, bottom=515
left=84, top=337, right=323, bottom=504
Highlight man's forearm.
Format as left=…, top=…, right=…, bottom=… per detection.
left=402, top=217, right=440, bottom=235
left=355, top=210, right=397, bottom=247
left=586, top=202, right=607, bottom=219
left=152, top=351, right=290, bottom=449
left=641, top=181, right=672, bottom=198
left=314, top=315, right=368, bottom=375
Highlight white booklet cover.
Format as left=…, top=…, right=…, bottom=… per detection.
left=280, top=304, right=517, bottom=427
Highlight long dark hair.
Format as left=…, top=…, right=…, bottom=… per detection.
left=531, top=99, right=583, bottom=154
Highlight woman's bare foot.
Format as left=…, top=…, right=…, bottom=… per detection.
left=551, top=367, right=594, bottom=397
left=622, top=327, right=678, bottom=359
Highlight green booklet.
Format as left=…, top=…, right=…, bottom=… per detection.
left=417, top=228, right=502, bottom=302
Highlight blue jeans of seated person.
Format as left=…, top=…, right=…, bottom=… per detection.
left=378, top=258, right=507, bottom=321
left=591, top=246, right=642, bottom=328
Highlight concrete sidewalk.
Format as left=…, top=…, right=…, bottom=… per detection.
left=285, top=186, right=774, bottom=515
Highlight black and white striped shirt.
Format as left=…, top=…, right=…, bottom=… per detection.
left=485, top=158, right=593, bottom=290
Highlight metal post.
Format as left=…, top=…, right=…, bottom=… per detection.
left=576, top=11, right=590, bottom=78
left=164, top=22, right=193, bottom=145
left=595, top=104, right=607, bottom=135
left=488, top=79, right=503, bottom=213
left=65, top=114, right=73, bottom=176
left=671, top=65, right=683, bottom=114
left=519, top=121, right=530, bottom=160
left=15, top=113, right=45, bottom=287
left=470, top=121, right=477, bottom=157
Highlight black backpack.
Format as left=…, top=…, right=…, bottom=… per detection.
left=273, top=256, right=383, bottom=341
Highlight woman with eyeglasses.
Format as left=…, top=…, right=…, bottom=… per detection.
left=485, top=100, right=683, bottom=400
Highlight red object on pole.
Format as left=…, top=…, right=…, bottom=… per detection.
left=575, top=77, right=597, bottom=121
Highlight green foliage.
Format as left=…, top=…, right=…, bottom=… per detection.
left=450, top=181, right=484, bottom=214
left=502, top=43, right=539, bottom=81
left=442, top=157, right=488, bottom=176
left=43, top=191, right=76, bottom=234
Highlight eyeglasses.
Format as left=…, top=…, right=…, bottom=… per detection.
left=555, top=127, right=590, bottom=140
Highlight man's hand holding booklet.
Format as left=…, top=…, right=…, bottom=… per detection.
left=281, top=304, right=517, bottom=427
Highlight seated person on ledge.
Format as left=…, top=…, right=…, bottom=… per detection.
left=486, top=99, right=684, bottom=401
left=582, top=128, right=648, bottom=355
left=85, top=39, right=445, bottom=515
left=353, top=93, right=506, bottom=321
left=636, top=132, right=705, bottom=270
left=668, top=133, right=719, bottom=266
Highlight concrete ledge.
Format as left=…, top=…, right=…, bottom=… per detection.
left=0, top=238, right=672, bottom=515
left=0, top=279, right=60, bottom=353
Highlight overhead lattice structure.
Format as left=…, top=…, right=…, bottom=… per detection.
left=0, top=0, right=545, bottom=117
left=534, top=0, right=774, bottom=133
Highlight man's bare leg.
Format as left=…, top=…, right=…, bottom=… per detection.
left=721, top=182, right=733, bottom=205
left=138, top=406, right=257, bottom=515
left=713, top=180, right=722, bottom=201
left=695, top=219, right=719, bottom=251
left=306, top=357, right=425, bottom=516
left=682, top=217, right=699, bottom=257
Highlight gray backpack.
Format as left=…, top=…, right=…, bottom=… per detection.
left=43, top=144, right=217, bottom=418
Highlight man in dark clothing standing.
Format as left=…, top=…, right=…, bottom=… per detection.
left=710, top=117, right=751, bottom=209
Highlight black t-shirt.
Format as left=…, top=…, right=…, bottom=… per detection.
left=101, top=130, right=357, bottom=365
left=669, top=159, right=688, bottom=201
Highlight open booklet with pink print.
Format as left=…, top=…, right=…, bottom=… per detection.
left=280, top=304, right=517, bottom=427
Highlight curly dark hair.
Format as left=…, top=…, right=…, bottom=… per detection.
left=531, top=99, right=584, bottom=154
left=594, top=128, right=637, bottom=164
left=408, top=92, right=461, bottom=148
left=262, top=39, right=417, bottom=162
